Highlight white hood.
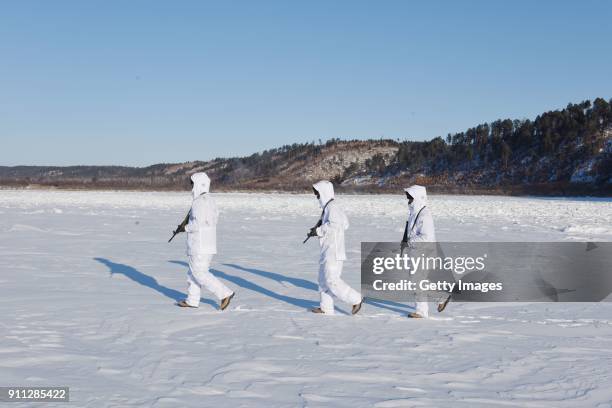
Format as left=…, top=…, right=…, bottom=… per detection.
left=313, top=180, right=335, bottom=208
left=404, top=185, right=427, bottom=212
left=191, top=172, right=211, bottom=199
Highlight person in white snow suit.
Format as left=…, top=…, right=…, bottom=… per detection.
left=176, top=172, right=235, bottom=310
left=306, top=180, right=364, bottom=315
left=400, top=185, right=449, bottom=318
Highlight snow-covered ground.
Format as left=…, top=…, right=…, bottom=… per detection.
left=1, top=190, right=612, bottom=407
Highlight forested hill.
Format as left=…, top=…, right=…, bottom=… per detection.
left=2, top=98, right=611, bottom=195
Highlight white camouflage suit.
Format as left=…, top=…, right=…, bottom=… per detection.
left=184, top=172, right=233, bottom=307
left=404, top=185, right=436, bottom=317
left=313, top=181, right=362, bottom=314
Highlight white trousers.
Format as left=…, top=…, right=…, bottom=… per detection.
left=414, top=301, right=429, bottom=317
left=318, top=260, right=362, bottom=315
left=186, top=254, right=232, bottom=307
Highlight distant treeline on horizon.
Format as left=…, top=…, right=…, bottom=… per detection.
left=1, top=97, right=611, bottom=196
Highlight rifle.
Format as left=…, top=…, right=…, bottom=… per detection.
left=168, top=211, right=191, bottom=243
left=400, top=206, right=427, bottom=254
left=303, top=198, right=334, bottom=244
left=302, top=219, right=322, bottom=244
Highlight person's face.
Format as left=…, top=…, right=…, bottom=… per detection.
left=313, top=187, right=320, bottom=199
left=405, top=192, right=414, bottom=204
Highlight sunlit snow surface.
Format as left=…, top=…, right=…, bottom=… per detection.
left=1, top=190, right=612, bottom=407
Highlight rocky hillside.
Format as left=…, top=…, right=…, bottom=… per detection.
left=1, top=98, right=611, bottom=195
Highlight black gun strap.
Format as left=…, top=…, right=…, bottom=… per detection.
left=403, top=206, right=427, bottom=241
left=321, top=198, right=334, bottom=216
left=314, top=198, right=334, bottom=228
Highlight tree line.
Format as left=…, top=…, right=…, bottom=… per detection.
left=382, top=98, right=611, bottom=185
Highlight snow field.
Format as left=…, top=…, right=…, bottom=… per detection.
left=1, top=190, right=611, bottom=407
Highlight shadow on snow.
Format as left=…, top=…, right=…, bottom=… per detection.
left=95, top=257, right=414, bottom=315
left=220, top=263, right=414, bottom=315
left=169, top=261, right=318, bottom=310
left=94, top=257, right=218, bottom=309
left=222, top=263, right=318, bottom=291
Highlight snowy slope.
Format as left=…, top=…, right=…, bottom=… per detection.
left=1, top=190, right=612, bottom=407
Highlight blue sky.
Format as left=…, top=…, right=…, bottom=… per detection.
left=1, top=0, right=611, bottom=166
